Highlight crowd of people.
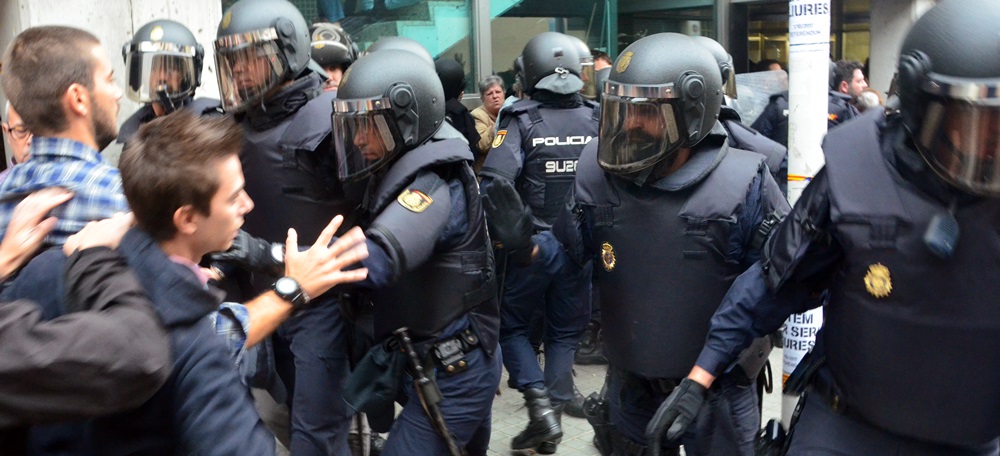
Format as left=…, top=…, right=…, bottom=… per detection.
left=0, top=0, right=998, bottom=455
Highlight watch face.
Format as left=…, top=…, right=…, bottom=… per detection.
left=275, top=277, right=297, bottom=295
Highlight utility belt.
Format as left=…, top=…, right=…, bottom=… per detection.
left=808, top=369, right=847, bottom=414
left=408, top=328, right=482, bottom=376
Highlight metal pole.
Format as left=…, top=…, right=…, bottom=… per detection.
left=781, top=0, right=830, bottom=427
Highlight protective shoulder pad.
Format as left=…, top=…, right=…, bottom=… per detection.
left=572, top=140, right=620, bottom=206
left=370, top=138, right=471, bottom=214
left=822, top=108, right=910, bottom=223
left=279, top=90, right=336, bottom=151
left=681, top=147, right=764, bottom=221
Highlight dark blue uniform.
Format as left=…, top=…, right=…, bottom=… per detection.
left=750, top=91, right=859, bottom=148
left=116, top=97, right=222, bottom=145
left=479, top=92, right=599, bottom=406
left=351, top=135, right=501, bottom=456
left=555, top=135, right=789, bottom=455
left=696, top=110, right=1000, bottom=455
left=236, top=72, right=358, bottom=456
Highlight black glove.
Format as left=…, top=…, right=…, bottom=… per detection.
left=645, top=378, right=707, bottom=453
left=482, top=179, right=534, bottom=265
left=207, top=230, right=283, bottom=275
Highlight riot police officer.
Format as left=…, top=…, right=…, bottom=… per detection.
left=649, top=1, right=1000, bottom=454
left=117, top=19, right=220, bottom=144
left=333, top=48, right=501, bottom=455
left=479, top=31, right=598, bottom=454
left=511, top=32, right=788, bottom=455
left=310, top=22, right=358, bottom=93
left=214, top=1, right=357, bottom=454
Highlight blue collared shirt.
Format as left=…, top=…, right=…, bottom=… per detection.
left=0, top=137, right=129, bottom=245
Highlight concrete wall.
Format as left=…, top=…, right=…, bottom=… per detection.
left=865, top=0, right=935, bottom=93
left=0, top=0, right=222, bottom=162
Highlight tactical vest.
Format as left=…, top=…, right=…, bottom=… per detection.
left=575, top=142, right=765, bottom=379
left=240, top=90, right=354, bottom=244
left=365, top=138, right=497, bottom=343
left=499, top=99, right=599, bottom=231
left=821, top=111, right=1000, bottom=446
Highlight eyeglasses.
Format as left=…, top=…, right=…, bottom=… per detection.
left=1, top=123, right=31, bottom=142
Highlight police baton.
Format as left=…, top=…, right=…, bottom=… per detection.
left=393, top=327, right=466, bottom=456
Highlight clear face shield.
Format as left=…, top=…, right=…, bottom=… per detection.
left=124, top=42, right=198, bottom=105
left=914, top=75, right=1000, bottom=196
left=215, top=29, right=289, bottom=112
left=332, top=97, right=405, bottom=182
left=597, top=81, right=688, bottom=174
left=579, top=57, right=597, bottom=100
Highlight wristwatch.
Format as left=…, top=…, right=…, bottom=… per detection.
left=272, top=276, right=310, bottom=307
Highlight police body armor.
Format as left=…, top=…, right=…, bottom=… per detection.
left=482, top=98, right=600, bottom=231
left=821, top=110, right=1000, bottom=446
left=116, top=97, right=222, bottom=145
left=363, top=138, right=497, bottom=344
left=827, top=90, right=859, bottom=128
left=240, top=80, right=353, bottom=244
left=719, top=105, right=786, bottom=187
left=575, top=140, right=765, bottom=379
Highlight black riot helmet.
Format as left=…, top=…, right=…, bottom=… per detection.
left=598, top=33, right=723, bottom=175
left=521, top=32, right=583, bottom=95
left=123, top=19, right=203, bottom=111
left=309, top=22, right=358, bottom=71
left=214, top=0, right=312, bottom=112
left=364, top=36, right=434, bottom=67
left=896, top=0, right=1000, bottom=197
left=333, top=50, right=445, bottom=182
left=567, top=35, right=597, bottom=100
left=693, top=36, right=737, bottom=99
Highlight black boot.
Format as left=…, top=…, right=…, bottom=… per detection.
left=511, top=388, right=563, bottom=452
left=535, top=403, right=564, bottom=454
left=574, top=321, right=607, bottom=365
left=564, top=384, right=587, bottom=419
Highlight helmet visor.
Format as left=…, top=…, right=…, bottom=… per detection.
left=579, top=60, right=597, bottom=100
left=916, top=89, right=1000, bottom=196
left=598, top=82, right=686, bottom=174
left=124, top=43, right=197, bottom=103
left=215, top=29, right=287, bottom=112
left=333, top=97, right=404, bottom=181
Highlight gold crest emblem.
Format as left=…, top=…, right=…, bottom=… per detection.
left=492, top=130, right=507, bottom=149
left=221, top=10, right=233, bottom=30
left=397, top=189, right=433, bottom=213
left=150, top=26, right=164, bottom=42
left=616, top=51, right=634, bottom=74
left=863, top=263, right=892, bottom=298
left=601, top=242, right=616, bottom=272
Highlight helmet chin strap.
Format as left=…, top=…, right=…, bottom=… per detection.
left=155, top=85, right=181, bottom=114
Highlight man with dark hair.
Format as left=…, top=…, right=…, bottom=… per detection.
left=4, top=111, right=369, bottom=453
left=832, top=59, right=868, bottom=106
left=0, top=26, right=127, bottom=246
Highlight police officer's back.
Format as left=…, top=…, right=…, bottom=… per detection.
left=650, top=2, right=1000, bottom=454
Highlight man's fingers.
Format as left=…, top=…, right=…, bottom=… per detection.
left=314, top=215, right=343, bottom=250
left=337, top=267, right=368, bottom=283
left=285, top=228, right=299, bottom=256
left=328, top=226, right=365, bottom=257
left=330, top=243, right=369, bottom=270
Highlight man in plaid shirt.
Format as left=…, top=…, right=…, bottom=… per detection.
left=0, top=26, right=128, bottom=247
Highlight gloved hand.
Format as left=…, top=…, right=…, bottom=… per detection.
left=207, top=229, right=283, bottom=275
left=645, top=378, right=707, bottom=453
left=482, top=179, right=534, bottom=265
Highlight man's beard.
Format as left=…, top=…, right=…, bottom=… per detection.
left=91, top=99, right=118, bottom=151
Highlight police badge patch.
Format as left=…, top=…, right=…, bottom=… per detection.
left=397, top=189, right=433, bottom=213
left=863, top=263, right=892, bottom=298
left=492, top=130, right=507, bottom=149
left=601, top=242, right=616, bottom=272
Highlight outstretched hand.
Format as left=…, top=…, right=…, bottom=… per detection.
left=0, top=187, right=74, bottom=279
left=284, top=215, right=369, bottom=300
left=646, top=378, right=707, bottom=454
